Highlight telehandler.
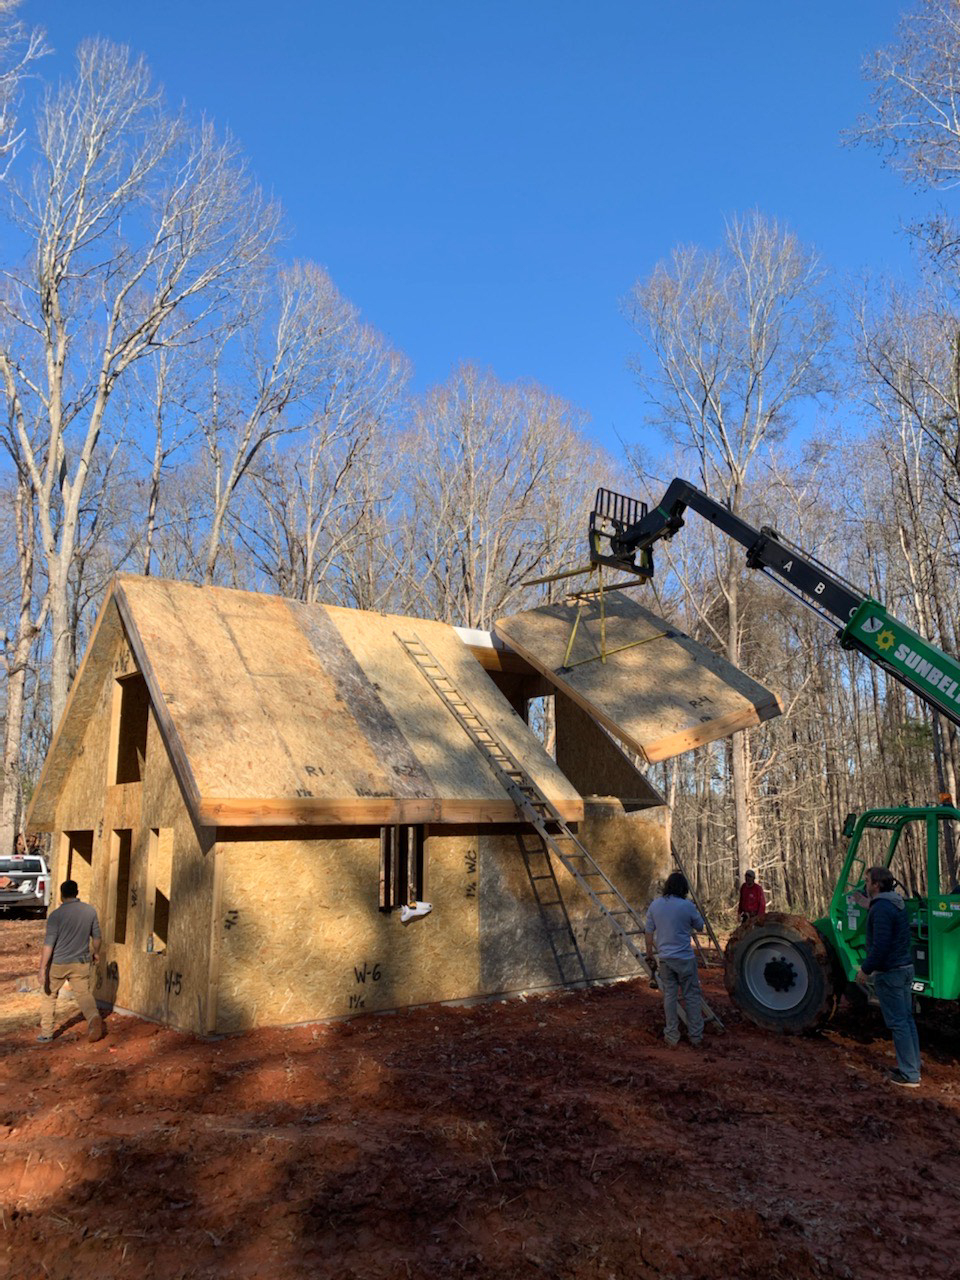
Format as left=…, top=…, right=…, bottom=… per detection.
left=589, top=479, right=960, bottom=1031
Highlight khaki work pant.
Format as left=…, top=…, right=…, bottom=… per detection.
left=659, top=955, right=705, bottom=1046
left=40, top=961, right=99, bottom=1037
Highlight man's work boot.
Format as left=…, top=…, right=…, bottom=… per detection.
left=88, top=1014, right=105, bottom=1043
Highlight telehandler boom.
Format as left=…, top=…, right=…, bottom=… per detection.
left=590, top=478, right=960, bottom=729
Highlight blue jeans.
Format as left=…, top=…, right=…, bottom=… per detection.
left=659, top=955, right=704, bottom=1045
left=873, top=966, right=921, bottom=1082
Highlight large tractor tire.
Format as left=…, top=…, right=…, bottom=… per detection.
left=724, top=912, right=837, bottom=1033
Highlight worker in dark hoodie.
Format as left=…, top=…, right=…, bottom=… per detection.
left=855, top=865, right=921, bottom=1087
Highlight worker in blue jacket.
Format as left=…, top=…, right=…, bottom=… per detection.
left=855, top=865, right=921, bottom=1087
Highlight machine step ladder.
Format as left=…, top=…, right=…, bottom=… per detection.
left=395, top=632, right=723, bottom=1030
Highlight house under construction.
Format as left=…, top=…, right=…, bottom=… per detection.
left=27, top=576, right=780, bottom=1034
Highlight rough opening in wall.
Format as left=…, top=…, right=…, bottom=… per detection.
left=113, top=672, right=150, bottom=784
left=112, top=829, right=132, bottom=944
left=379, top=825, right=426, bottom=910
left=148, top=827, right=173, bottom=952
left=527, top=695, right=556, bottom=758
left=63, top=829, right=94, bottom=900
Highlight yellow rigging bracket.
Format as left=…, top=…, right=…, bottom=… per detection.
left=520, top=561, right=669, bottom=671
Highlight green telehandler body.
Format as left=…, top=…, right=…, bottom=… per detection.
left=724, top=804, right=960, bottom=1031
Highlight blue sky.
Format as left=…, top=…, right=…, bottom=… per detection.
left=21, top=2, right=924, bottom=456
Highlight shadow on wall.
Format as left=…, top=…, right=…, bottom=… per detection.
left=212, top=824, right=485, bottom=1033
left=478, top=800, right=665, bottom=996
left=212, top=806, right=665, bottom=1033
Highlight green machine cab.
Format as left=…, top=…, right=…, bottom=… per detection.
left=820, top=804, right=960, bottom=1004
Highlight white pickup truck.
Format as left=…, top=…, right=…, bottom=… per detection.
left=0, top=855, right=51, bottom=917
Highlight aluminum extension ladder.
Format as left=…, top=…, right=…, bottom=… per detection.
left=395, top=632, right=723, bottom=1031
left=515, top=831, right=591, bottom=987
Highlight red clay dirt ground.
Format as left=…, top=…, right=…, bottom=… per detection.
left=2, top=918, right=960, bottom=1280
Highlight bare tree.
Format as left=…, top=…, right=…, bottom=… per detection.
left=625, top=213, right=834, bottom=880
left=322, top=441, right=414, bottom=613
left=856, top=283, right=960, bottom=840
left=855, top=282, right=960, bottom=505
left=398, top=364, right=611, bottom=629
left=0, top=39, right=280, bottom=724
left=856, top=1, right=960, bottom=266
left=859, top=1, right=960, bottom=189
left=197, top=261, right=408, bottom=585
left=134, top=351, right=202, bottom=576
left=0, top=0, right=45, bottom=177
left=0, top=465, right=47, bottom=855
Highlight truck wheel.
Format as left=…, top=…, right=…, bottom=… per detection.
left=724, top=912, right=836, bottom=1033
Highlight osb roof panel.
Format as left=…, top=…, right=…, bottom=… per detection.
left=32, top=576, right=583, bottom=829
left=495, top=591, right=782, bottom=764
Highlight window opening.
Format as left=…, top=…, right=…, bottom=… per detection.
left=148, top=828, right=174, bottom=951
left=113, top=672, right=150, bottom=784
left=0, top=858, right=44, bottom=873
left=63, top=830, right=94, bottom=901
left=379, top=825, right=425, bottom=910
left=112, top=829, right=132, bottom=944
left=526, top=695, right=556, bottom=757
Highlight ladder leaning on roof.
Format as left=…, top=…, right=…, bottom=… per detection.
left=395, top=631, right=723, bottom=1031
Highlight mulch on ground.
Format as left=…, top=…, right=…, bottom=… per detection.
left=2, top=918, right=958, bottom=1280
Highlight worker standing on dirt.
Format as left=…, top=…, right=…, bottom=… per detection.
left=37, top=879, right=104, bottom=1045
left=737, top=870, right=766, bottom=923
left=855, top=866, right=921, bottom=1088
left=644, top=872, right=705, bottom=1048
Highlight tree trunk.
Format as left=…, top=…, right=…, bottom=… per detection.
left=726, top=571, right=752, bottom=879
left=0, top=657, right=28, bottom=855
left=48, top=547, right=75, bottom=731
left=1, top=483, right=46, bottom=853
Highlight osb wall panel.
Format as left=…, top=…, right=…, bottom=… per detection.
left=29, top=599, right=125, bottom=831
left=555, top=692, right=665, bottom=807
left=50, top=625, right=215, bottom=1033
left=97, top=710, right=215, bottom=1034
left=50, top=622, right=129, bottom=913
left=478, top=800, right=668, bottom=994
left=214, top=832, right=481, bottom=1031
left=496, top=591, right=782, bottom=762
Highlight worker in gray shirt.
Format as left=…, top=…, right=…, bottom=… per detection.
left=644, top=871, right=705, bottom=1048
left=37, top=879, right=104, bottom=1044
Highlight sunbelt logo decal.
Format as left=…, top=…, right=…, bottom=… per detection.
left=860, top=616, right=896, bottom=648
left=859, top=617, right=960, bottom=706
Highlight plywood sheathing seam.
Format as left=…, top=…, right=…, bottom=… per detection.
left=321, top=603, right=582, bottom=820
left=289, top=601, right=437, bottom=800
left=495, top=591, right=782, bottom=763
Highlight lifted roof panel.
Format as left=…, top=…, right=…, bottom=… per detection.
left=495, top=591, right=782, bottom=763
